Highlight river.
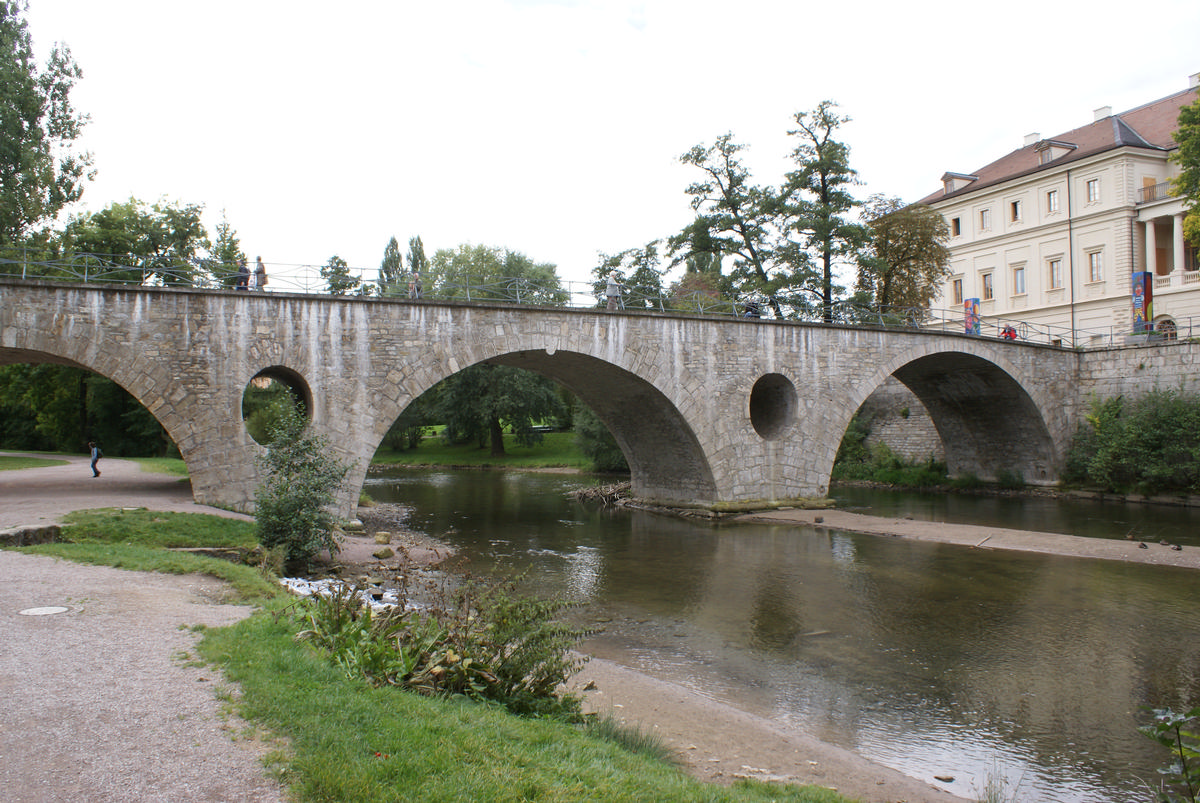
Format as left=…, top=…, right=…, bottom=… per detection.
left=364, top=468, right=1200, bottom=802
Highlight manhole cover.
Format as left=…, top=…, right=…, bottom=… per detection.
left=19, top=606, right=70, bottom=616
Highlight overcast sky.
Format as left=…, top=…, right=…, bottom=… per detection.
left=26, top=0, right=1200, bottom=287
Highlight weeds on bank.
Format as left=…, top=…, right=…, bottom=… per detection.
left=291, top=570, right=590, bottom=719
left=1139, top=706, right=1200, bottom=802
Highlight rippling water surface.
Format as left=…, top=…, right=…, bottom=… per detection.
left=365, top=469, right=1200, bottom=802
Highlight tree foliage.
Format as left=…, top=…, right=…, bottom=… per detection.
left=856, top=195, right=951, bottom=309
left=1173, top=95, right=1200, bottom=247
left=60, top=198, right=211, bottom=285
left=427, top=243, right=566, bottom=305
left=321, top=254, right=373, bottom=296
left=211, top=212, right=245, bottom=288
left=0, top=364, right=174, bottom=456
left=573, top=404, right=628, bottom=473
left=590, top=242, right=665, bottom=309
left=378, top=235, right=405, bottom=296
left=432, top=363, right=566, bottom=457
left=1064, top=390, right=1200, bottom=494
left=667, top=101, right=868, bottom=320
left=255, top=405, right=352, bottom=565
left=0, top=1, right=93, bottom=249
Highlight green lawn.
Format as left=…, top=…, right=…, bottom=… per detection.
left=0, top=454, right=69, bottom=471
left=373, top=430, right=593, bottom=470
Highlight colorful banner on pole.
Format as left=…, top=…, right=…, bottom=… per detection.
left=964, top=298, right=980, bottom=335
left=1131, top=271, right=1153, bottom=333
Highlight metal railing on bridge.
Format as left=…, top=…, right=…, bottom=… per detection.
left=1, top=250, right=1186, bottom=350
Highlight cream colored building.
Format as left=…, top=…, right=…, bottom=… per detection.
left=922, top=74, right=1199, bottom=346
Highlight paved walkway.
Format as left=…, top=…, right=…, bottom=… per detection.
left=0, top=453, right=251, bottom=530
left=0, top=455, right=280, bottom=801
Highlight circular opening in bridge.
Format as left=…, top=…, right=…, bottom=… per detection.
left=242, top=366, right=312, bottom=446
left=749, top=373, right=797, bottom=440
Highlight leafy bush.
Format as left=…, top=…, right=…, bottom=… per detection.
left=255, top=406, right=353, bottom=565
left=1065, top=391, right=1200, bottom=494
left=832, top=415, right=948, bottom=487
left=1139, top=706, right=1200, bottom=802
left=294, top=571, right=590, bottom=719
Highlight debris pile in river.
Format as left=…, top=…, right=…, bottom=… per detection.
left=571, top=481, right=631, bottom=507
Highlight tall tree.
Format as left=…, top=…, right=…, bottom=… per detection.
left=666, top=134, right=792, bottom=315
left=0, top=1, right=93, bottom=249
left=407, top=235, right=428, bottom=280
left=211, top=212, right=245, bottom=288
left=856, top=195, right=951, bottom=310
left=781, top=101, right=871, bottom=321
left=423, top=243, right=567, bottom=455
left=61, top=198, right=211, bottom=285
left=1172, top=94, right=1200, bottom=247
left=378, top=235, right=404, bottom=296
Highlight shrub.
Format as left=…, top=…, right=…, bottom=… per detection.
left=294, top=571, right=590, bottom=719
left=255, top=406, right=353, bottom=565
left=996, top=468, right=1025, bottom=490
left=1066, top=390, right=1200, bottom=495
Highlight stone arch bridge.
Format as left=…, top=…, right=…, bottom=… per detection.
left=0, top=280, right=1084, bottom=516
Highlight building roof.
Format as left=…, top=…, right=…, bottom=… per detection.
left=919, top=84, right=1199, bottom=205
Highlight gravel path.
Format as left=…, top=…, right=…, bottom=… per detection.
left=0, top=551, right=284, bottom=802
left=1, top=455, right=279, bottom=801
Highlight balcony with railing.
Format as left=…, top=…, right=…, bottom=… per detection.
left=1137, top=181, right=1175, bottom=204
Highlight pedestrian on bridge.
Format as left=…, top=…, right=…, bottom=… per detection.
left=254, top=257, right=268, bottom=291
left=606, top=271, right=623, bottom=310
left=235, top=257, right=249, bottom=291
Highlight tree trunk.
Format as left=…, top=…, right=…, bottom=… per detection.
left=489, top=417, right=506, bottom=457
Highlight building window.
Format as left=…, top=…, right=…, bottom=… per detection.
left=980, top=209, right=991, bottom=231
left=951, top=217, right=961, bottom=236
left=1010, top=200, right=1022, bottom=222
left=1048, top=258, right=1062, bottom=289
left=952, top=278, right=963, bottom=305
left=1046, top=189, right=1059, bottom=213
left=1086, top=178, right=1100, bottom=203
left=1012, top=265, right=1025, bottom=295
left=1087, top=251, right=1103, bottom=282
left=982, top=273, right=994, bottom=300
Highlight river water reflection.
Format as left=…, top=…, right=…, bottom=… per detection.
left=365, top=469, right=1200, bottom=802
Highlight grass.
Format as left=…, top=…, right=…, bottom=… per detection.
left=130, top=456, right=189, bottom=476
left=15, top=508, right=280, bottom=603
left=374, top=431, right=593, bottom=470
left=0, top=454, right=68, bottom=470
left=198, top=609, right=851, bottom=802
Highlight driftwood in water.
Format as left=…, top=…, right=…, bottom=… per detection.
left=571, top=481, right=631, bottom=507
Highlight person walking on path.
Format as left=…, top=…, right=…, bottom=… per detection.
left=235, top=257, right=249, bottom=291
left=605, top=271, right=623, bottom=311
left=88, top=442, right=102, bottom=477
left=254, top=256, right=268, bottom=291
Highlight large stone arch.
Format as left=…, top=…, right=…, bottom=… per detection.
left=838, top=341, right=1067, bottom=485
left=362, top=346, right=719, bottom=505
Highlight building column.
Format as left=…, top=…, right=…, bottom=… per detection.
left=1146, top=219, right=1158, bottom=276
left=1175, top=213, right=1188, bottom=273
